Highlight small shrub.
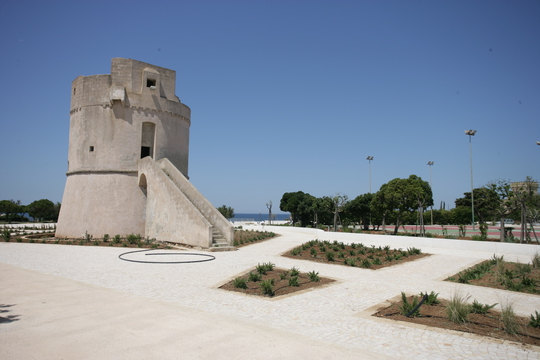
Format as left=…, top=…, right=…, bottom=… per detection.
left=500, top=303, right=519, bottom=335
left=529, top=311, right=540, bottom=328
left=326, top=252, right=335, bottom=262
left=310, top=248, right=317, bottom=257
left=260, top=279, right=275, bottom=296
left=248, top=272, right=261, bottom=282
left=290, top=267, right=300, bottom=277
left=233, top=277, right=247, bottom=289
left=256, top=262, right=274, bottom=275
left=361, top=259, right=371, bottom=268
left=345, top=258, right=356, bottom=267
left=400, top=292, right=420, bottom=317
left=419, top=291, right=440, bottom=305
left=308, top=271, right=320, bottom=282
left=373, top=257, right=382, bottom=265
left=446, top=293, right=471, bottom=323
left=103, top=234, right=110, bottom=243
left=280, top=271, right=289, bottom=280
left=288, top=276, right=300, bottom=287
left=291, top=247, right=301, bottom=256
left=113, top=235, right=121, bottom=244
left=84, top=231, right=93, bottom=242
left=470, top=299, right=497, bottom=314
left=2, top=229, right=11, bottom=242
left=532, top=253, right=540, bottom=269
left=407, top=247, right=421, bottom=255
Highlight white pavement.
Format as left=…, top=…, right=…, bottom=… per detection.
left=1, top=225, right=539, bottom=359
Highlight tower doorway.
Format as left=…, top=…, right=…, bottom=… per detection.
left=141, top=123, right=156, bottom=158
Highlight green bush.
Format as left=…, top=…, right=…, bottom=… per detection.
left=470, top=299, right=497, bottom=314
left=2, top=229, right=11, bottom=242
left=308, top=271, right=320, bottom=282
left=529, top=311, right=540, bottom=328
left=290, top=267, right=300, bottom=277
left=419, top=291, right=440, bottom=305
left=260, top=279, right=275, bottom=296
left=288, top=276, right=299, bottom=287
left=103, top=234, right=110, bottom=243
left=248, top=272, right=261, bottom=282
left=310, top=248, right=317, bottom=257
left=326, top=252, right=335, bottom=262
left=233, top=277, right=247, bottom=289
left=399, top=292, right=420, bottom=317
left=500, top=303, right=519, bottom=335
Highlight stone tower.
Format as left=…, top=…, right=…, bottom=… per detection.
left=56, top=58, right=233, bottom=248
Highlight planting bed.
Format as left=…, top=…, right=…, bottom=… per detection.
left=283, top=240, right=428, bottom=269
left=220, top=262, right=334, bottom=298
left=446, top=255, right=540, bottom=294
left=233, top=230, right=277, bottom=247
left=373, top=294, right=540, bottom=346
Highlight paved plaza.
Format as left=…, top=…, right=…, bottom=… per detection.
left=1, top=225, right=539, bottom=359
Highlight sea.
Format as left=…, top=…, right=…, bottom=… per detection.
left=232, top=213, right=290, bottom=222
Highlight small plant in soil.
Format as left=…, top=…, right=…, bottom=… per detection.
left=233, top=277, right=247, bottom=289
left=399, top=292, right=420, bottom=317
left=248, top=271, right=262, bottom=282
left=260, top=279, right=275, bottom=296
left=308, top=271, right=320, bottom=282
left=500, top=303, right=519, bottom=335
left=288, top=276, right=299, bottom=287
left=529, top=311, right=540, bottom=328
left=420, top=291, right=440, bottom=305
left=446, top=293, right=470, bottom=324
left=290, top=267, right=300, bottom=276
left=470, top=299, right=497, bottom=314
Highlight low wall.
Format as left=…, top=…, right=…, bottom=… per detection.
left=139, top=158, right=212, bottom=248
left=158, top=158, right=234, bottom=245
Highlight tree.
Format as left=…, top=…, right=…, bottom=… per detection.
left=374, top=175, right=433, bottom=235
left=266, top=201, right=272, bottom=225
left=331, top=194, right=348, bottom=231
left=509, top=177, right=539, bottom=243
left=343, top=193, right=374, bottom=230
left=26, top=199, right=58, bottom=222
left=280, top=191, right=315, bottom=226
left=217, top=205, right=234, bottom=219
left=486, top=180, right=513, bottom=242
left=455, top=187, right=499, bottom=224
left=0, top=200, right=24, bottom=223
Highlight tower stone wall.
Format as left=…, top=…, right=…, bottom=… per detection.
left=56, top=58, right=192, bottom=239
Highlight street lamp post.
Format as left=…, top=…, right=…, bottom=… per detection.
left=465, top=130, right=477, bottom=230
left=366, top=156, right=374, bottom=193
left=427, top=161, right=434, bottom=225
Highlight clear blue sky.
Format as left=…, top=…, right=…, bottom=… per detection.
left=1, top=0, right=539, bottom=213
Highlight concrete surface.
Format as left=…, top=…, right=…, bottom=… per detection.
left=1, top=225, right=539, bottom=359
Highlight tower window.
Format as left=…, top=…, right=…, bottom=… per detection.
left=89, top=146, right=94, bottom=152
left=73, top=87, right=76, bottom=95
left=146, top=79, right=156, bottom=88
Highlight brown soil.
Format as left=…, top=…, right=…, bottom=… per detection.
left=220, top=267, right=335, bottom=298
left=283, top=241, right=429, bottom=270
left=446, top=260, right=540, bottom=294
left=373, top=296, right=540, bottom=346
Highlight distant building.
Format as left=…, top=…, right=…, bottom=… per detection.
left=56, top=58, right=233, bottom=249
left=510, top=180, right=539, bottom=194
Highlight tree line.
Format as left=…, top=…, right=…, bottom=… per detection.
left=279, top=175, right=539, bottom=242
left=0, top=199, right=60, bottom=222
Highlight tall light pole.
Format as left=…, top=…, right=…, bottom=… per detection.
left=366, top=156, right=374, bottom=193
left=427, top=161, right=434, bottom=225
left=465, top=130, right=477, bottom=230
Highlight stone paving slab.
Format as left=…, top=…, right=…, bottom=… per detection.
left=1, top=225, right=539, bottom=359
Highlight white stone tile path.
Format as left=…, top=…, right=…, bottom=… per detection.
left=1, top=225, right=539, bottom=359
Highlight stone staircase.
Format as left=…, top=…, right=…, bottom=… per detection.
left=210, top=228, right=236, bottom=252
